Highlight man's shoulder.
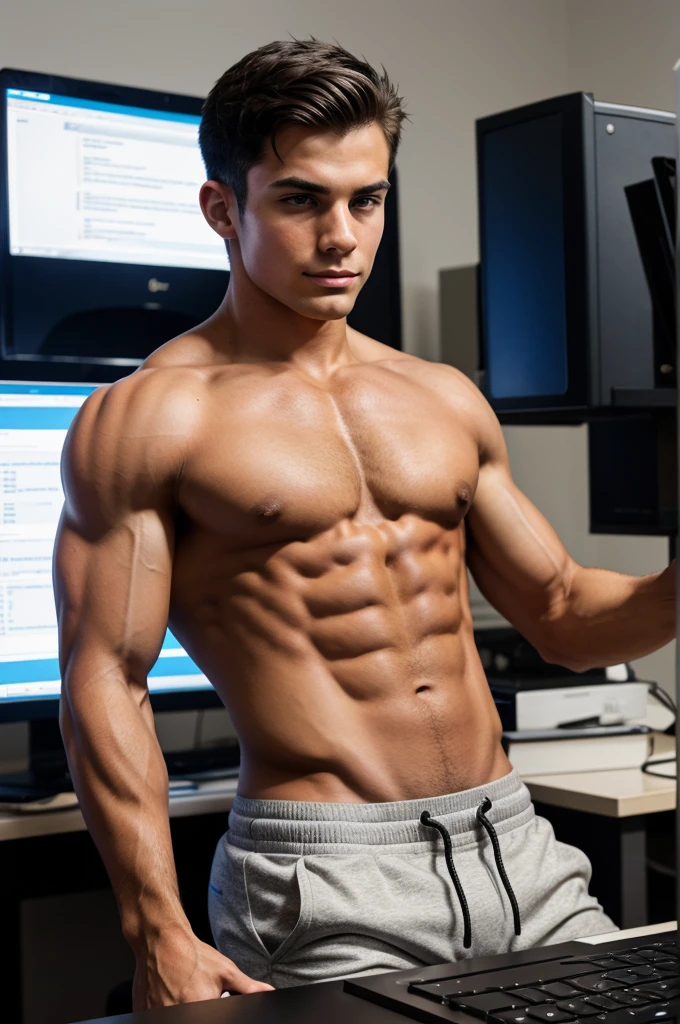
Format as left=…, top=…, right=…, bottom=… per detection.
left=79, top=361, right=205, bottom=436
left=64, top=359, right=208, bottom=496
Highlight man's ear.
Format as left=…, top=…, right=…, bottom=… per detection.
left=199, top=180, right=240, bottom=241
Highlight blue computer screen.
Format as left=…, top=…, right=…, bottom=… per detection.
left=481, top=113, right=569, bottom=399
left=0, top=381, right=212, bottom=707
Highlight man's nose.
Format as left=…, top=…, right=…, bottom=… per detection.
left=318, top=205, right=357, bottom=255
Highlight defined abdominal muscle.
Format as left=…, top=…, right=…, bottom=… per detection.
left=168, top=515, right=507, bottom=800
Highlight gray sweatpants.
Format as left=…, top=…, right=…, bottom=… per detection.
left=208, top=769, right=616, bottom=988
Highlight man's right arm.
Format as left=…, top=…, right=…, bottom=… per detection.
left=53, top=375, right=273, bottom=1006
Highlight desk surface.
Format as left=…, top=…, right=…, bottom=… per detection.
left=524, top=731, right=676, bottom=817
left=0, top=778, right=238, bottom=842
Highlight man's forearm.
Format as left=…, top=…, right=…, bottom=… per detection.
left=543, top=562, right=675, bottom=672
left=60, top=667, right=192, bottom=952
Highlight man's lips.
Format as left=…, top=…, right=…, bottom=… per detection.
left=304, top=270, right=360, bottom=287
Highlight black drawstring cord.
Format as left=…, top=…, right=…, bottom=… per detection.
left=476, top=796, right=522, bottom=936
left=421, top=797, right=522, bottom=948
left=420, top=810, right=472, bottom=948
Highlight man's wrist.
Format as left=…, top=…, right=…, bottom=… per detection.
left=122, top=903, right=194, bottom=955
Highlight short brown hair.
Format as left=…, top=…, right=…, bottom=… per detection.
left=199, top=38, right=407, bottom=213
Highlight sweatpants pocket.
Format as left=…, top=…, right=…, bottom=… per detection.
left=243, top=853, right=313, bottom=962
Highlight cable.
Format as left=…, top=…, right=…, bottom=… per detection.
left=640, top=731, right=676, bottom=779
left=641, top=756, right=676, bottom=779
left=647, top=680, right=677, bottom=722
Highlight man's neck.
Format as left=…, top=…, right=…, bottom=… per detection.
left=204, top=265, right=359, bottom=383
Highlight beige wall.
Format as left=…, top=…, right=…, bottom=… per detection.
left=567, top=0, right=680, bottom=112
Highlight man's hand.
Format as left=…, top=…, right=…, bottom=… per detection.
left=132, top=928, right=275, bottom=1008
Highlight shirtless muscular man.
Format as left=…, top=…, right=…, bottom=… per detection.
left=53, top=40, right=675, bottom=1010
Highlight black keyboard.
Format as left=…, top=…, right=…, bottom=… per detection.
left=345, top=935, right=680, bottom=1024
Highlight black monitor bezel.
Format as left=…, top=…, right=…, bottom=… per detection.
left=0, top=67, right=210, bottom=383
left=476, top=91, right=597, bottom=416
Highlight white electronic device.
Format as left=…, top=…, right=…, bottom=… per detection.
left=515, top=680, right=649, bottom=731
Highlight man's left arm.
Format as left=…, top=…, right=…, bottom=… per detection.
left=459, top=379, right=675, bottom=673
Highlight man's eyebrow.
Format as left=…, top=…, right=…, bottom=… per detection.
left=268, top=176, right=391, bottom=198
left=352, top=180, right=391, bottom=197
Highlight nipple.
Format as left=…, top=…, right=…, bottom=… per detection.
left=254, top=498, right=282, bottom=521
left=456, top=485, right=472, bottom=509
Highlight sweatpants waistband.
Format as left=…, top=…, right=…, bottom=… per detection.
left=227, top=769, right=534, bottom=852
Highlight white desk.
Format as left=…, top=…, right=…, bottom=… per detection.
left=524, top=732, right=675, bottom=818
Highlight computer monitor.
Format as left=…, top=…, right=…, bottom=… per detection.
left=476, top=92, right=676, bottom=421
left=0, top=379, right=222, bottom=725
left=0, top=68, right=230, bottom=383
left=0, top=67, right=402, bottom=386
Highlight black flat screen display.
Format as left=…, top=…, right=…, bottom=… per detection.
left=480, top=113, right=568, bottom=400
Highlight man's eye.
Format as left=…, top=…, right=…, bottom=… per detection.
left=352, top=196, right=381, bottom=208
left=282, top=194, right=316, bottom=206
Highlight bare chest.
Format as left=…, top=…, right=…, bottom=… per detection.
left=176, top=364, right=480, bottom=546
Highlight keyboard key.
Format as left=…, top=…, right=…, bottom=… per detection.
left=593, top=1003, right=675, bottom=1024
left=472, top=963, right=594, bottom=991
left=632, top=951, right=666, bottom=963
left=448, top=992, right=529, bottom=1017
left=555, top=998, right=600, bottom=1016
left=584, top=995, right=623, bottom=1011
left=409, top=978, right=497, bottom=1002
left=590, top=958, right=633, bottom=970
left=606, top=968, right=658, bottom=984
left=515, top=989, right=555, bottom=1005
left=540, top=983, right=582, bottom=999
left=525, top=1005, right=576, bottom=1022
left=611, top=989, right=656, bottom=1007
left=490, top=1012, right=532, bottom=1024
left=616, top=955, right=661, bottom=967
left=629, top=988, right=662, bottom=1002
left=572, top=975, right=626, bottom=993
left=638, top=979, right=680, bottom=999
left=654, top=961, right=679, bottom=974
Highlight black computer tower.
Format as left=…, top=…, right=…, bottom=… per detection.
left=476, top=92, right=676, bottom=421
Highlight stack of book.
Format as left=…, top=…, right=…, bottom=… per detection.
left=502, top=724, right=652, bottom=775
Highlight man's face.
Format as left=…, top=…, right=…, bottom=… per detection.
left=230, top=122, right=391, bottom=321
